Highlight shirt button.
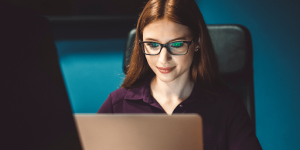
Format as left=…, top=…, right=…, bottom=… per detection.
left=179, top=104, right=183, bottom=108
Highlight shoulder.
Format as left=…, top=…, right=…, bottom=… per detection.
left=109, top=75, right=154, bottom=105
left=109, top=88, right=130, bottom=105
left=201, top=86, right=250, bottom=122
left=200, top=85, right=242, bottom=106
left=109, top=82, right=148, bottom=105
left=213, top=86, right=241, bottom=101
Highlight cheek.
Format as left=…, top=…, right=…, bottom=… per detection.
left=180, top=50, right=194, bottom=68
left=175, top=56, right=193, bottom=70
left=145, top=56, right=157, bottom=69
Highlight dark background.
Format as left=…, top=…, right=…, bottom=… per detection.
left=4, top=0, right=148, bottom=15
left=2, top=0, right=300, bottom=150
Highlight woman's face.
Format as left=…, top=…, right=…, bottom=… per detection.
left=143, top=18, right=196, bottom=83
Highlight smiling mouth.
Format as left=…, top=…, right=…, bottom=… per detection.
left=156, top=66, right=176, bottom=74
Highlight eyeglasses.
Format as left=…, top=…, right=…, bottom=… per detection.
left=139, top=39, right=194, bottom=55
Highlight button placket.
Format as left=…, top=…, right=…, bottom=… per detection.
left=173, top=104, right=185, bottom=113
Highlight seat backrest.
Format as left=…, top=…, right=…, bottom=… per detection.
left=123, top=25, right=255, bottom=128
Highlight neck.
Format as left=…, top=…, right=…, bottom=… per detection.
left=150, top=74, right=194, bottom=103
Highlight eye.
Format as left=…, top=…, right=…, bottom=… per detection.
left=170, top=42, right=183, bottom=47
left=147, top=42, right=160, bottom=47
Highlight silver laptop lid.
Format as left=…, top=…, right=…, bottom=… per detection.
left=74, top=114, right=203, bottom=150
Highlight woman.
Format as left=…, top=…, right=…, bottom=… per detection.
left=98, top=0, right=262, bottom=149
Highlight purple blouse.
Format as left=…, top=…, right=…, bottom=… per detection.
left=98, top=76, right=262, bottom=150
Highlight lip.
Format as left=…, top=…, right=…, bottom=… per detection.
left=156, top=66, right=176, bottom=74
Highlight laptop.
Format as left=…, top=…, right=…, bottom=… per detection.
left=74, top=114, right=203, bottom=150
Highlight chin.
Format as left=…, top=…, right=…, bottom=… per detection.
left=158, top=77, right=175, bottom=83
left=155, top=73, right=178, bottom=83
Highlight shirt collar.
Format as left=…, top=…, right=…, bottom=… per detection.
left=124, top=75, right=153, bottom=103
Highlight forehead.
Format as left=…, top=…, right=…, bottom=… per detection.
left=142, top=18, right=192, bottom=42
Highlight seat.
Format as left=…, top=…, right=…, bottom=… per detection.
left=123, top=25, right=256, bottom=130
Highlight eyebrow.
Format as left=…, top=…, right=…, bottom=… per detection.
left=144, top=37, right=188, bottom=43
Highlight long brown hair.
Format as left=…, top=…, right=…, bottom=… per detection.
left=121, top=0, right=220, bottom=89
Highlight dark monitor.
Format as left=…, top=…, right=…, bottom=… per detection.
left=1, top=1, right=82, bottom=149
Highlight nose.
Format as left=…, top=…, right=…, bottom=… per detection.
left=158, top=46, right=172, bottom=64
